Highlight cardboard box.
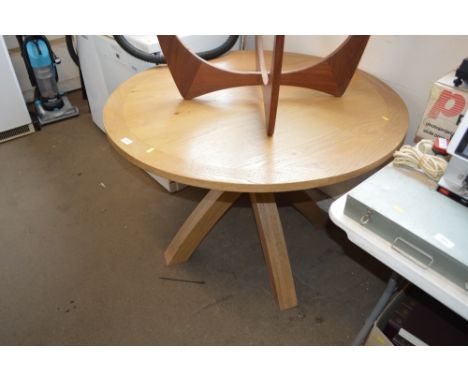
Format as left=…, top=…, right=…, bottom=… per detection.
left=364, top=324, right=394, bottom=346
left=364, top=291, right=402, bottom=346
left=416, top=71, right=468, bottom=141
left=365, top=286, right=468, bottom=346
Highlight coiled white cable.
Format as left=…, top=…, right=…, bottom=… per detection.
left=393, top=139, right=448, bottom=181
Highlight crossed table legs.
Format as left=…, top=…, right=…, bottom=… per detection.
left=164, top=189, right=328, bottom=310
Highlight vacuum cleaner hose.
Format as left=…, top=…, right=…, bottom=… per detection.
left=113, top=35, right=239, bottom=65
left=65, top=36, right=80, bottom=66
left=195, top=35, right=239, bottom=60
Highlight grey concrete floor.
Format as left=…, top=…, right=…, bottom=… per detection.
left=0, top=92, right=390, bottom=345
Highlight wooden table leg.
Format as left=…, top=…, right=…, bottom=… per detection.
left=164, top=190, right=241, bottom=265
left=278, top=190, right=328, bottom=229
left=250, top=193, right=298, bottom=310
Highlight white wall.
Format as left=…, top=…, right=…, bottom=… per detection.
left=4, top=35, right=80, bottom=102
left=246, top=35, right=468, bottom=143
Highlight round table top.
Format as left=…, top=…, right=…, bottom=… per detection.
left=104, top=51, right=408, bottom=193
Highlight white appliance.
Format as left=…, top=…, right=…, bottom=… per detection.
left=0, top=36, right=34, bottom=143
left=438, top=117, right=468, bottom=205
left=77, top=35, right=232, bottom=192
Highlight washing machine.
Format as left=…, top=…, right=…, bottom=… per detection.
left=0, top=35, right=34, bottom=143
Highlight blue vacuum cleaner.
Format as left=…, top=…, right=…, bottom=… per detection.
left=16, top=35, right=79, bottom=127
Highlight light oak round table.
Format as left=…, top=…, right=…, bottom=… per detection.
left=104, top=51, right=408, bottom=310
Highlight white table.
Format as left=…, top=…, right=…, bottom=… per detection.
left=330, top=194, right=468, bottom=320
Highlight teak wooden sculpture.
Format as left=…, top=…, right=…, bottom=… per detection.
left=157, top=35, right=370, bottom=136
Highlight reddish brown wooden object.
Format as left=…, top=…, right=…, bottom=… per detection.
left=255, top=36, right=269, bottom=85
left=157, top=35, right=262, bottom=99
left=259, top=36, right=285, bottom=136
left=157, top=35, right=370, bottom=135
left=280, top=35, right=370, bottom=96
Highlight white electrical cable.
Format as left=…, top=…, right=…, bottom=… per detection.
left=392, top=139, right=448, bottom=181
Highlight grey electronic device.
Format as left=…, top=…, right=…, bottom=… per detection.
left=344, top=164, right=468, bottom=292
left=438, top=117, right=468, bottom=206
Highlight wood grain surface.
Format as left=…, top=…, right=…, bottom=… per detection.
left=250, top=193, right=297, bottom=310
left=280, top=35, right=370, bottom=96
left=164, top=190, right=240, bottom=265
left=157, top=35, right=262, bottom=99
left=104, top=50, right=408, bottom=193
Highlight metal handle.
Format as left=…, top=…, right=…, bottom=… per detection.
left=360, top=209, right=373, bottom=225
left=391, top=237, right=434, bottom=270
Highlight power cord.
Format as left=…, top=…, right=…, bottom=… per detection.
left=393, top=139, right=448, bottom=181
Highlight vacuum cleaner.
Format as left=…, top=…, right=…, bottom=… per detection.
left=16, top=35, right=79, bottom=127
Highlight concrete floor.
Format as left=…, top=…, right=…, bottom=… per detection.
left=0, top=92, right=390, bottom=345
